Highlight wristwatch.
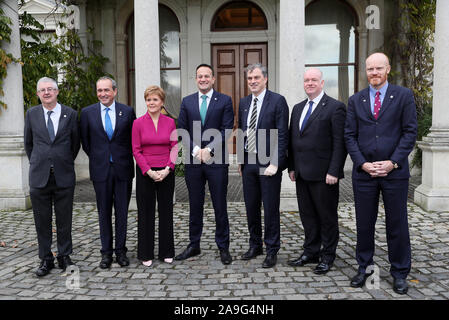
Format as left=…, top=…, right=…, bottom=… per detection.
left=390, top=160, right=399, bottom=169
left=207, top=147, right=214, bottom=157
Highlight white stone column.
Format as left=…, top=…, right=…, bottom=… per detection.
left=187, top=0, right=202, bottom=93
left=101, top=0, right=116, bottom=78
left=0, top=0, right=30, bottom=210
left=279, top=0, right=305, bottom=211
left=414, top=0, right=449, bottom=211
left=134, top=0, right=160, bottom=117
left=279, top=0, right=305, bottom=108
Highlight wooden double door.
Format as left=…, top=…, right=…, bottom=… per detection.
left=212, top=43, right=267, bottom=153
left=212, top=43, right=268, bottom=128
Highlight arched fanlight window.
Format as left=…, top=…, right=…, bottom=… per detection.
left=305, top=0, right=358, bottom=104
left=211, top=1, right=267, bottom=31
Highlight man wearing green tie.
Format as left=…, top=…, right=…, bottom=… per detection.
left=176, top=64, right=235, bottom=265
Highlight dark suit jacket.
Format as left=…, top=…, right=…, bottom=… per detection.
left=80, top=102, right=136, bottom=182
left=177, top=90, right=234, bottom=166
left=24, top=104, right=80, bottom=188
left=288, top=93, right=347, bottom=181
left=238, top=90, right=289, bottom=170
left=344, top=84, right=417, bottom=180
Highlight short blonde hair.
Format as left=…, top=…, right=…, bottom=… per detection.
left=144, top=85, right=165, bottom=102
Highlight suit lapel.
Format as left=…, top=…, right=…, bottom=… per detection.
left=37, top=105, right=52, bottom=144
left=241, top=95, right=251, bottom=131
left=55, top=104, right=69, bottom=141
left=112, top=103, right=123, bottom=140
left=256, top=90, right=270, bottom=129
left=95, top=103, right=109, bottom=140
left=301, top=94, right=328, bottom=133
left=294, top=100, right=307, bottom=134
left=204, top=91, right=218, bottom=126
left=359, top=88, right=373, bottom=120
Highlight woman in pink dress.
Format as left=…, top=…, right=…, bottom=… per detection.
left=132, top=85, right=178, bottom=267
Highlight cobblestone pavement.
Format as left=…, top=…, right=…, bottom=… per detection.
left=1, top=185, right=449, bottom=300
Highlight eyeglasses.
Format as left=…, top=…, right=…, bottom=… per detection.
left=37, top=87, right=57, bottom=94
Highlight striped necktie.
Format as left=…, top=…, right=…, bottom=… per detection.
left=246, top=97, right=258, bottom=153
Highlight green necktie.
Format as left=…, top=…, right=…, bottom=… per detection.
left=200, top=94, right=208, bottom=125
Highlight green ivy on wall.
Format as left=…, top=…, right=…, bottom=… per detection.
left=0, top=1, right=20, bottom=112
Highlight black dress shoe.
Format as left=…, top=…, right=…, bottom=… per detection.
left=393, top=278, right=408, bottom=295
left=241, top=247, right=263, bottom=260
left=99, top=254, right=113, bottom=269
left=219, top=249, right=232, bottom=265
left=287, top=254, right=319, bottom=267
left=116, top=253, right=130, bottom=267
left=314, top=262, right=332, bottom=275
left=262, top=254, right=277, bottom=268
left=174, top=247, right=201, bottom=261
left=36, top=260, right=55, bottom=277
left=57, top=256, right=74, bottom=271
left=350, top=272, right=370, bottom=288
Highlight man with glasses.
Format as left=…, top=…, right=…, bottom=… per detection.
left=80, top=77, right=136, bottom=269
left=24, top=77, right=80, bottom=277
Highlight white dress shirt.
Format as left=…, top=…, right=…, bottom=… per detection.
left=42, top=103, right=61, bottom=135
left=193, top=89, right=214, bottom=156
left=101, top=101, right=116, bottom=131
left=299, top=90, right=325, bottom=131
left=246, top=88, right=267, bottom=129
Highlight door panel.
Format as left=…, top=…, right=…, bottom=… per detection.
left=212, top=43, right=267, bottom=153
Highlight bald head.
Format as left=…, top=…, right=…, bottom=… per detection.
left=303, top=68, right=324, bottom=100
left=366, top=52, right=391, bottom=90
left=366, top=52, right=390, bottom=67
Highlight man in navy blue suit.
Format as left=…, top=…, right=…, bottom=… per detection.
left=176, top=64, right=234, bottom=265
left=238, top=63, right=289, bottom=268
left=80, top=77, right=136, bottom=269
left=344, top=53, right=417, bottom=294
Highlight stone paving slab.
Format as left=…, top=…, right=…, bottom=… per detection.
left=1, top=198, right=448, bottom=300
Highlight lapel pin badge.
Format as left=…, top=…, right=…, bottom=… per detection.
left=390, top=95, right=394, bottom=99
left=64, top=114, right=67, bottom=118
left=214, top=98, right=218, bottom=101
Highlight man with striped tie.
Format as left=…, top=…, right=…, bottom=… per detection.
left=287, top=68, right=347, bottom=275
left=176, top=64, right=234, bottom=265
left=80, top=77, right=136, bottom=269
left=238, top=63, right=289, bottom=268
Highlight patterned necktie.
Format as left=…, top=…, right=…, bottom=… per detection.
left=105, top=107, right=113, bottom=140
left=373, top=91, right=381, bottom=119
left=200, top=95, right=208, bottom=125
left=246, top=97, right=258, bottom=153
left=300, top=101, right=314, bottom=132
left=47, top=110, right=55, bottom=142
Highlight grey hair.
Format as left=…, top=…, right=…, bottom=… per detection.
left=36, top=77, right=58, bottom=91
left=245, top=63, right=268, bottom=78
left=97, top=76, right=117, bottom=90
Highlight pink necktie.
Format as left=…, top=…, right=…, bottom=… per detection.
left=373, top=91, right=381, bottom=119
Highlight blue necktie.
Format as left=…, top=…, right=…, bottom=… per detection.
left=200, top=95, right=208, bottom=125
left=105, top=107, right=113, bottom=140
left=300, top=101, right=314, bottom=132
left=105, top=108, right=114, bottom=162
left=47, top=111, right=55, bottom=142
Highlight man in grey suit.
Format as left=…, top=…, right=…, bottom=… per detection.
left=24, top=77, right=81, bottom=277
